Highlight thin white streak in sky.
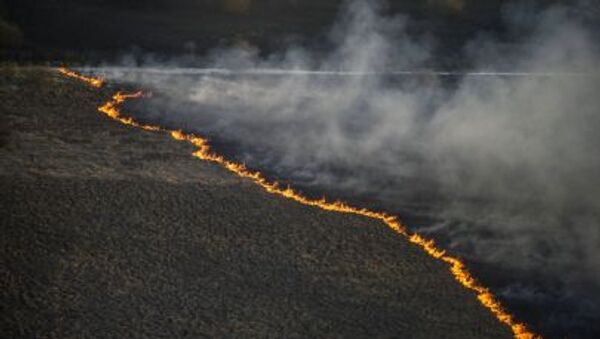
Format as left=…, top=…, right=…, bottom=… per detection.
left=77, top=66, right=596, bottom=77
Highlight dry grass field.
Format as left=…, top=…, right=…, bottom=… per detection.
left=0, top=67, right=512, bottom=338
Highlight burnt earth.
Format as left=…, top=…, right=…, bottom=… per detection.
left=0, top=67, right=511, bottom=338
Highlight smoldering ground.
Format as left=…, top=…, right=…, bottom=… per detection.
left=83, top=0, right=600, bottom=337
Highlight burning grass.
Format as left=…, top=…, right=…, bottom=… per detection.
left=60, top=68, right=540, bottom=339
left=58, top=67, right=105, bottom=88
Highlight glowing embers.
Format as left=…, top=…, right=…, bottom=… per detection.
left=59, top=67, right=540, bottom=339
left=58, top=67, right=105, bottom=88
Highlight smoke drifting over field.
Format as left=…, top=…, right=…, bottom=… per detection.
left=86, top=0, right=600, bottom=337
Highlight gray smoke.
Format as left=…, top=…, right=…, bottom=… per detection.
left=84, top=0, right=600, bottom=336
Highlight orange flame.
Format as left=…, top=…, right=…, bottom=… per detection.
left=59, top=68, right=540, bottom=339
left=98, top=92, right=160, bottom=131
left=58, top=67, right=105, bottom=88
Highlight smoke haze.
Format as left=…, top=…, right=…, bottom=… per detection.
left=85, top=1, right=600, bottom=337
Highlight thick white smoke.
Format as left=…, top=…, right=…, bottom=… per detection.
left=84, top=0, right=600, bottom=336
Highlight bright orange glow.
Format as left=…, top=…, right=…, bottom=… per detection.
left=59, top=67, right=540, bottom=339
left=58, top=67, right=105, bottom=88
left=98, top=92, right=160, bottom=131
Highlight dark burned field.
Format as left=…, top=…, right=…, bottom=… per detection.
left=0, top=67, right=511, bottom=338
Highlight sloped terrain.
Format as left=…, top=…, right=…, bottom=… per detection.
left=0, top=68, right=511, bottom=338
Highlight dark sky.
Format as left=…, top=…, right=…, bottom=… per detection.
left=2, top=0, right=542, bottom=62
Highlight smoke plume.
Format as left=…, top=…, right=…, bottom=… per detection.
left=86, top=1, right=600, bottom=337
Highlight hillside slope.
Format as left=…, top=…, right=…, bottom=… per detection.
left=0, top=68, right=511, bottom=338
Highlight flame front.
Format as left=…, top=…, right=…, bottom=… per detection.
left=58, top=67, right=105, bottom=88
left=98, top=92, right=160, bottom=131
left=61, top=68, right=540, bottom=339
